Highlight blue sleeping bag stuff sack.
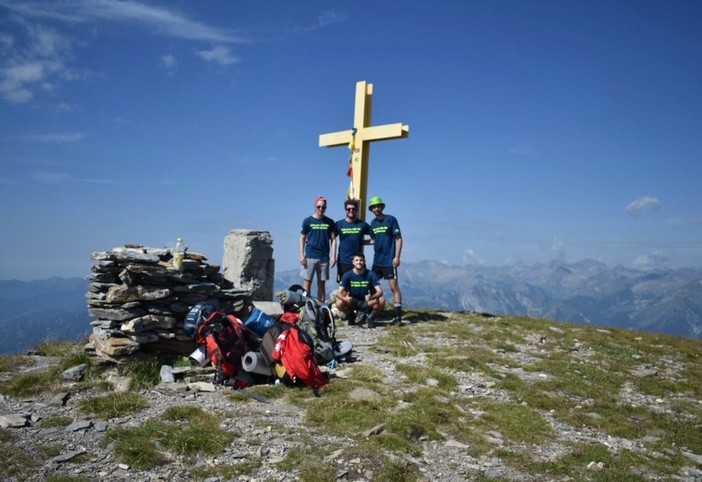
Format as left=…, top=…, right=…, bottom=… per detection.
left=243, top=307, right=276, bottom=336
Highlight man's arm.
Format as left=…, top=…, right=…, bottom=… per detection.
left=393, top=236, right=403, bottom=268
left=330, top=231, right=337, bottom=267
left=299, top=234, right=307, bottom=265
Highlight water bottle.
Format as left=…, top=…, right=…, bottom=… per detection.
left=173, top=237, right=186, bottom=270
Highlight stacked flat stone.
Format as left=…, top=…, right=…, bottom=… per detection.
left=86, top=244, right=252, bottom=360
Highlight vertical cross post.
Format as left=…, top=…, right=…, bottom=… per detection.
left=319, top=81, right=409, bottom=220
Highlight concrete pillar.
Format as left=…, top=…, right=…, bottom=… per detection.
left=222, top=230, right=274, bottom=301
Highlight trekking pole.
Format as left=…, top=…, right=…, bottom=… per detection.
left=233, top=387, right=270, bottom=404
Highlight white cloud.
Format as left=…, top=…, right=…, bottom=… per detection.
left=25, top=132, right=84, bottom=143
left=196, top=45, right=238, bottom=65
left=625, top=196, right=661, bottom=217
left=55, top=101, right=72, bottom=112
left=317, top=11, right=345, bottom=27
left=288, top=10, right=346, bottom=36
left=0, top=1, right=248, bottom=103
left=161, top=54, right=176, bottom=68
left=633, top=250, right=669, bottom=270
left=0, top=22, right=72, bottom=103
left=0, top=0, right=248, bottom=43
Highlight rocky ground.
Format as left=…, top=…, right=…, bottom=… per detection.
left=1, top=312, right=701, bottom=481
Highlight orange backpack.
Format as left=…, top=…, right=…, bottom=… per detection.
left=196, top=311, right=260, bottom=385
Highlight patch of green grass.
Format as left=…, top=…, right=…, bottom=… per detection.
left=106, top=406, right=235, bottom=469
left=35, top=340, right=84, bottom=357
left=504, top=442, right=658, bottom=481
left=302, top=392, right=391, bottom=437
left=0, top=354, right=23, bottom=372
left=223, top=383, right=288, bottom=404
left=38, top=416, right=74, bottom=428
left=632, top=374, right=691, bottom=398
left=349, top=364, right=385, bottom=384
left=375, top=332, right=420, bottom=357
left=426, top=344, right=503, bottom=376
left=277, top=446, right=337, bottom=481
left=191, top=459, right=261, bottom=480
left=389, top=388, right=461, bottom=444
left=376, top=459, right=420, bottom=481
left=0, top=370, right=58, bottom=397
left=78, top=391, right=148, bottom=418
left=395, top=363, right=458, bottom=390
left=0, top=430, right=36, bottom=477
left=120, top=358, right=161, bottom=390
left=473, top=400, right=552, bottom=444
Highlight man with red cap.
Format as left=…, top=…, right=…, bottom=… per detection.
left=299, top=196, right=337, bottom=302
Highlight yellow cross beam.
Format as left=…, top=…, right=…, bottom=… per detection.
left=319, top=81, right=409, bottom=219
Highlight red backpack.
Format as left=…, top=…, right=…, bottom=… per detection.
left=196, top=311, right=260, bottom=386
left=271, top=325, right=328, bottom=389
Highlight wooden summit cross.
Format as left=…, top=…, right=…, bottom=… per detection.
left=319, top=80, right=409, bottom=219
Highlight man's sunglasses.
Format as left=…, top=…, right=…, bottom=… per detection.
left=316, top=205, right=326, bottom=209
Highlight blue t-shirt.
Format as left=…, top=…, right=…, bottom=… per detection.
left=301, top=215, right=336, bottom=260
left=340, top=269, right=380, bottom=301
left=370, top=214, right=401, bottom=267
left=335, top=218, right=371, bottom=264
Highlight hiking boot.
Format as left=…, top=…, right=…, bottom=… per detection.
left=354, top=310, right=368, bottom=326
left=366, top=313, right=376, bottom=329
left=391, top=317, right=404, bottom=327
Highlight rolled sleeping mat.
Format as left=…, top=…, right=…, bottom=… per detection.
left=242, top=351, right=273, bottom=376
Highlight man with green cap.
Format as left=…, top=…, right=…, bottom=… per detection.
left=368, top=196, right=404, bottom=325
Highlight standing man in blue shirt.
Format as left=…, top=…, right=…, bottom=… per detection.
left=300, top=196, right=337, bottom=302
left=368, top=196, right=403, bottom=325
left=335, top=198, right=371, bottom=282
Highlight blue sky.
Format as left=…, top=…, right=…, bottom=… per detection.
left=1, top=0, right=701, bottom=281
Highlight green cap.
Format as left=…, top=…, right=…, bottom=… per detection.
left=368, top=196, right=385, bottom=211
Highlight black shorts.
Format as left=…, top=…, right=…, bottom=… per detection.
left=372, top=265, right=397, bottom=280
left=336, top=263, right=353, bottom=282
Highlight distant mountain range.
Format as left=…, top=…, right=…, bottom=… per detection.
left=276, top=259, right=702, bottom=339
left=0, top=260, right=699, bottom=354
left=0, top=277, right=92, bottom=354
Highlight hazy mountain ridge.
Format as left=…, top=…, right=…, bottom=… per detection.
left=0, top=278, right=92, bottom=354
left=0, top=259, right=699, bottom=355
left=276, top=259, right=702, bottom=338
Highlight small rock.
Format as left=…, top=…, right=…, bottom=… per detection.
left=362, top=424, right=386, bottom=437
left=48, top=392, right=71, bottom=406
left=61, top=364, right=87, bottom=381
left=66, top=420, right=93, bottom=432
left=0, top=414, right=30, bottom=429
left=160, top=365, right=175, bottom=383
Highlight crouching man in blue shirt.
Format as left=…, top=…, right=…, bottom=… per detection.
left=335, top=253, right=385, bottom=328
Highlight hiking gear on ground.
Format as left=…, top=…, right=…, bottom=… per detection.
left=195, top=311, right=260, bottom=386
left=242, top=307, right=276, bottom=336
left=298, top=300, right=337, bottom=364
left=260, top=321, right=289, bottom=366
left=183, top=301, right=219, bottom=338
left=334, top=340, right=353, bottom=358
left=368, top=196, right=385, bottom=211
left=271, top=325, right=328, bottom=388
left=189, top=345, right=208, bottom=366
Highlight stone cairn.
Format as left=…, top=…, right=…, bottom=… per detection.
left=86, top=244, right=253, bottom=361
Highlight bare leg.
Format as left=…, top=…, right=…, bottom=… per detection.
left=317, top=280, right=326, bottom=303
